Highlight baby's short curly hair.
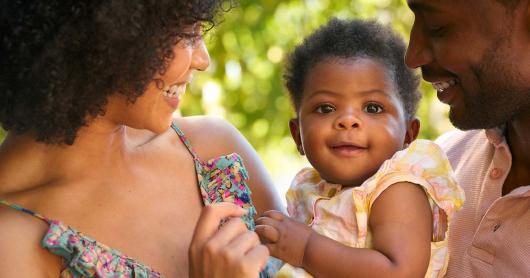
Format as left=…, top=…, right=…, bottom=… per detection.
left=0, top=0, right=229, bottom=144
left=284, top=18, right=420, bottom=120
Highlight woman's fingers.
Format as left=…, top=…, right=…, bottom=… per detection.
left=202, top=217, right=249, bottom=258
left=242, top=244, right=270, bottom=274
left=226, top=229, right=261, bottom=251
left=191, top=202, right=247, bottom=245
left=189, top=203, right=248, bottom=278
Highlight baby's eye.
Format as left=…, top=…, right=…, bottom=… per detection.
left=315, top=104, right=336, bottom=114
left=363, top=103, right=383, bottom=114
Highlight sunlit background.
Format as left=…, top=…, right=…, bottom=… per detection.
left=0, top=0, right=454, bottom=204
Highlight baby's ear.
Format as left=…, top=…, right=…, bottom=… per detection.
left=289, top=119, right=304, bottom=155
left=404, top=117, right=420, bottom=146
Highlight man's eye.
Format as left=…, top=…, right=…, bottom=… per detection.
left=364, top=103, right=383, bottom=114
left=315, top=104, right=336, bottom=114
left=426, top=26, right=447, bottom=37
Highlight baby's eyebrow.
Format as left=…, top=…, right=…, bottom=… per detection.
left=307, top=89, right=389, bottom=99
left=307, top=90, right=341, bottom=98
left=356, top=89, right=389, bottom=97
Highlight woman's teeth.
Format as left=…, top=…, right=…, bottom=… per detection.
left=432, top=79, right=458, bottom=92
left=162, top=84, right=185, bottom=98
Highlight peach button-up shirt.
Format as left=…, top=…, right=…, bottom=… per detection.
left=436, top=128, right=530, bottom=277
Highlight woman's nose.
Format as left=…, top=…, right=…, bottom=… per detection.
left=192, top=38, right=210, bottom=71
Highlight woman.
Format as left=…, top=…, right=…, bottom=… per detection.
left=0, top=1, right=282, bottom=277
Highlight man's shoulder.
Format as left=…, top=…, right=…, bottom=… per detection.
left=435, top=128, right=487, bottom=152
left=434, top=128, right=496, bottom=171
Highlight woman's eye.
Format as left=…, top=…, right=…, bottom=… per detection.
left=364, top=103, right=383, bottom=114
left=315, top=104, right=336, bottom=114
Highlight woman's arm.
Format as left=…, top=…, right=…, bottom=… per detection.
left=257, top=182, right=432, bottom=278
left=174, top=116, right=284, bottom=214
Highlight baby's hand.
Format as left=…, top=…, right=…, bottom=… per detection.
left=255, top=210, right=312, bottom=267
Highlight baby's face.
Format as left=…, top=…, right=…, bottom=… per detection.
left=291, top=58, right=412, bottom=186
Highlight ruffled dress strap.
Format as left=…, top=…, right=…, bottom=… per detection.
left=170, top=122, right=258, bottom=230
left=0, top=199, right=50, bottom=223
left=170, top=122, right=272, bottom=277
left=0, top=200, right=163, bottom=277
left=171, top=122, right=202, bottom=162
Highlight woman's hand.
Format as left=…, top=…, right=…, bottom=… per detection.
left=255, top=210, right=312, bottom=267
left=189, top=202, right=269, bottom=278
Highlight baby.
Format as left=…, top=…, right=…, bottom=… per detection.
left=256, top=18, right=464, bottom=278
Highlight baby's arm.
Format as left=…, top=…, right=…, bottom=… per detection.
left=256, top=181, right=432, bottom=278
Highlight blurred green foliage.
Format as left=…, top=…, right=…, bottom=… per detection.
left=182, top=0, right=450, bottom=158
left=0, top=0, right=451, bottom=162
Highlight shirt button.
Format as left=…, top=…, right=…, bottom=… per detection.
left=493, top=223, right=501, bottom=232
left=490, top=168, right=502, bottom=179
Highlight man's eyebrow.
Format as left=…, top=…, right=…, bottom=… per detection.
left=408, top=1, right=437, bottom=13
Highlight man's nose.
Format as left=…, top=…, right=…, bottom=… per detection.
left=405, top=22, right=433, bottom=69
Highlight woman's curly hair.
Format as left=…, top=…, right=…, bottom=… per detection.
left=0, top=0, right=230, bottom=144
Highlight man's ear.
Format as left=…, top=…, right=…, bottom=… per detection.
left=404, top=117, right=420, bottom=146
left=289, top=118, right=304, bottom=155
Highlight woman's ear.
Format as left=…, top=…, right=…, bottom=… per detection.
left=404, top=117, right=420, bottom=146
left=289, top=118, right=304, bottom=155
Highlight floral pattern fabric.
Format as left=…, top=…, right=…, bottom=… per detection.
left=0, top=123, right=260, bottom=277
left=277, top=139, right=465, bottom=278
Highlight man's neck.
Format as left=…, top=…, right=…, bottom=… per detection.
left=503, top=110, right=530, bottom=195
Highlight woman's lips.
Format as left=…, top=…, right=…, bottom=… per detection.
left=162, top=84, right=186, bottom=109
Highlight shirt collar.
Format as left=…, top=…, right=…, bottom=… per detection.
left=484, top=125, right=507, bottom=147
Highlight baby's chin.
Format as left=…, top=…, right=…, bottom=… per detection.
left=319, top=169, right=377, bottom=187
left=320, top=174, right=365, bottom=187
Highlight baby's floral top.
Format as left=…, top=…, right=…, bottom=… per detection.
left=276, top=139, right=465, bottom=278
left=0, top=123, right=260, bottom=277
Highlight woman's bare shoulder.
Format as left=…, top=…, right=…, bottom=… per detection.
left=172, top=116, right=246, bottom=158
left=173, top=116, right=240, bottom=140
left=0, top=203, right=62, bottom=276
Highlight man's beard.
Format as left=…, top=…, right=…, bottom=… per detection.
left=451, top=37, right=530, bottom=130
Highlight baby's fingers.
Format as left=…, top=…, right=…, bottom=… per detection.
left=260, top=210, right=286, bottom=221
left=255, top=224, right=280, bottom=244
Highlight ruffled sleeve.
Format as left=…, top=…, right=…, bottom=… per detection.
left=352, top=139, right=465, bottom=277
left=365, top=140, right=465, bottom=214
left=353, top=139, right=465, bottom=239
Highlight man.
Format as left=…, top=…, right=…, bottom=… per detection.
left=405, top=0, right=530, bottom=277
